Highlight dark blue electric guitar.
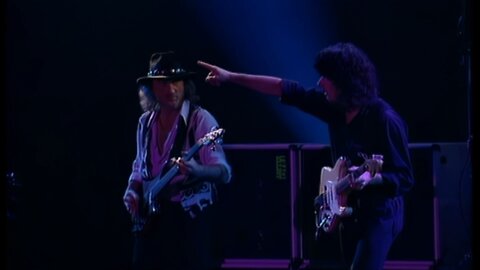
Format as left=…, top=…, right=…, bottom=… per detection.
left=131, top=127, right=225, bottom=233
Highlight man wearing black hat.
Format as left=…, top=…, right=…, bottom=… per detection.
left=123, top=51, right=231, bottom=270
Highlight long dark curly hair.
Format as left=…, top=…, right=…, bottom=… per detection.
left=314, top=42, right=379, bottom=109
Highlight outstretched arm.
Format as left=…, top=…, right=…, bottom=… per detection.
left=197, top=60, right=283, bottom=97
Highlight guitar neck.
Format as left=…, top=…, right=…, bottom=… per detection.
left=148, top=142, right=203, bottom=199
left=149, top=165, right=180, bottom=197
left=183, top=143, right=202, bottom=161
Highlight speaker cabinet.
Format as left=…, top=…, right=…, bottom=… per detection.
left=217, top=144, right=294, bottom=259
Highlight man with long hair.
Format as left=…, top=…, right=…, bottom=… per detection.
left=198, top=42, right=414, bottom=270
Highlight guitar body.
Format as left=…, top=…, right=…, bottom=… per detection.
left=131, top=200, right=150, bottom=233
left=130, top=166, right=179, bottom=234
left=315, top=157, right=351, bottom=234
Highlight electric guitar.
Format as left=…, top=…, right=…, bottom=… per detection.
left=131, top=127, right=225, bottom=233
left=314, top=154, right=383, bottom=237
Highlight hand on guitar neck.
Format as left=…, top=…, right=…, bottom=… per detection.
left=348, top=169, right=383, bottom=190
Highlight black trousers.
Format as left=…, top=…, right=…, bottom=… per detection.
left=131, top=200, right=219, bottom=270
left=341, top=196, right=404, bottom=270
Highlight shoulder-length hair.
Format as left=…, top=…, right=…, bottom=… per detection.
left=314, top=42, right=379, bottom=109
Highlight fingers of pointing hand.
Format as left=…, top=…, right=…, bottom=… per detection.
left=197, top=60, right=216, bottom=71
left=198, top=61, right=224, bottom=86
left=205, top=74, right=221, bottom=86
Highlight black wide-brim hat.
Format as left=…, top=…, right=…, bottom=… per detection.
left=136, top=51, right=195, bottom=84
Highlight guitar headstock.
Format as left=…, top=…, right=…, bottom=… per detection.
left=198, top=127, right=225, bottom=146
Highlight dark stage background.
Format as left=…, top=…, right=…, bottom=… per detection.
left=5, top=0, right=473, bottom=269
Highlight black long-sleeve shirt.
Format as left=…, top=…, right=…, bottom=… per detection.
left=281, top=79, right=414, bottom=216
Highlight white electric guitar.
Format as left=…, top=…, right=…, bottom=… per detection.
left=314, top=154, right=383, bottom=237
